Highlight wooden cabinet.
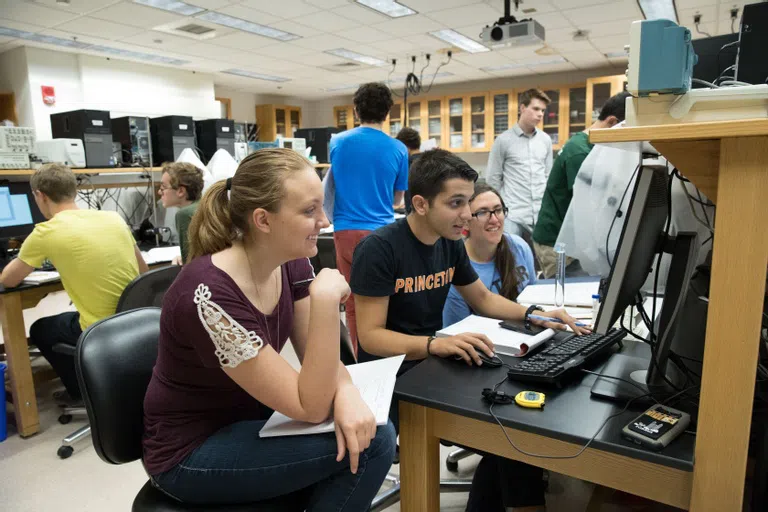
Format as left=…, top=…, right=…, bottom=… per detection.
left=383, top=102, right=403, bottom=137
left=255, top=104, right=302, bottom=141
left=442, top=94, right=490, bottom=152
left=426, top=98, right=444, bottom=148
left=585, top=75, right=627, bottom=126
left=334, top=105, right=359, bottom=131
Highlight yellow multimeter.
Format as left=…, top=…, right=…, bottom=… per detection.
left=515, top=391, right=546, bottom=409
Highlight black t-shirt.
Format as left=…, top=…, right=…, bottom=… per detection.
left=350, top=218, right=479, bottom=363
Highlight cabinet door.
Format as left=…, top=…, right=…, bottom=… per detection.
left=586, top=75, right=626, bottom=125
left=542, top=88, right=560, bottom=147
left=387, top=103, right=403, bottom=137
left=467, top=94, right=489, bottom=151
left=275, top=107, right=287, bottom=138
left=445, top=96, right=464, bottom=150
left=289, top=108, right=301, bottom=136
left=334, top=106, right=349, bottom=131
left=427, top=98, right=443, bottom=147
left=407, top=100, right=425, bottom=138
left=491, top=91, right=514, bottom=140
left=568, top=86, right=587, bottom=138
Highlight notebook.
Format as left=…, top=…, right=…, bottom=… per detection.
left=437, top=315, right=556, bottom=357
left=141, top=246, right=181, bottom=265
left=259, top=355, right=405, bottom=438
left=22, top=271, right=60, bottom=285
left=517, top=281, right=600, bottom=308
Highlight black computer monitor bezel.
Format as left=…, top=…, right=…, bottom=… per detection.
left=0, top=181, right=46, bottom=240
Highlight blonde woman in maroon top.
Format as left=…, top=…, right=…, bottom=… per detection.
left=143, top=148, right=396, bottom=510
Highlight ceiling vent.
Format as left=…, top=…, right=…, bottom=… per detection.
left=153, top=19, right=219, bottom=41
left=176, top=24, right=215, bottom=36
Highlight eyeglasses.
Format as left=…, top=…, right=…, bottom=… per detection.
left=159, top=183, right=176, bottom=192
left=471, top=206, right=508, bottom=222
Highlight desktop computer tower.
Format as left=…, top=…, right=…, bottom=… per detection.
left=195, top=119, right=235, bottom=162
left=294, top=127, right=341, bottom=164
left=736, top=2, right=768, bottom=86
left=112, top=116, right=152, bottom=166
left=50, top=109, right=114, bottom=168
left=150, top=115, right=195, bottom=164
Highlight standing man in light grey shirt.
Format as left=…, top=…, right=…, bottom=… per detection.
left=486, top=88, right=553, bottom=240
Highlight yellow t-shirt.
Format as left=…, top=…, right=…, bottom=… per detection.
left=19, top=209, right=139, bottom=330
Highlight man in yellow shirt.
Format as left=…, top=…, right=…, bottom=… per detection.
left=0, top=163, right=148, bottom=402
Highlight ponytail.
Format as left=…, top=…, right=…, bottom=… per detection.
left=494, top=234, right=522, bottom=302
left=187, top=180, right=234, bottom=262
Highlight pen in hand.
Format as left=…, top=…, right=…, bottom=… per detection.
left=292, top=278, right=315, bottom=286
left=527, top=314, right=590, bottom=328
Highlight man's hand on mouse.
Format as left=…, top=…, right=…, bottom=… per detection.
left=429, top=332, right=495, bottom=366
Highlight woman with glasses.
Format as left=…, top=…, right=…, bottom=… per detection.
left=442, top=181, right=537, bottom=328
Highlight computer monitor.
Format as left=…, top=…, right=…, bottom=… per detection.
left=0, top=182, right=46, bottom=240
left=590, top=165, right=701, bottom=402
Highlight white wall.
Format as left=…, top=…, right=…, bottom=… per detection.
left=0, top=47, right=34, bottom=127
left=22, top=47, right=219, bottom=140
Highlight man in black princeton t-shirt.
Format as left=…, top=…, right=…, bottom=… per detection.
left=350, top=149, right=584, bottom=512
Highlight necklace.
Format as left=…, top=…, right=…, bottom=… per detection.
left=243, top=245, right=280, bottom=347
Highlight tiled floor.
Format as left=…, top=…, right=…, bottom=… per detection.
left=1, top=291, right=687, bottom=511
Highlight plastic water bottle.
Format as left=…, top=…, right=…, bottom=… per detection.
left=592, top=294, right=601, bottom=324
left=554, top=242, right=566, bottom=308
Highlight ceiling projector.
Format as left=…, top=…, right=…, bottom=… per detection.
left=481, top=0, right=545, bottom=48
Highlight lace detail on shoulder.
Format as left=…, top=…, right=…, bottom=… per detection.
left=194, top=283, right=264, bottom=368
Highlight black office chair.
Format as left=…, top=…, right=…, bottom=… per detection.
left=75, top=307, right=310, bottom=511
left=55, top=265, right=182, bottom=459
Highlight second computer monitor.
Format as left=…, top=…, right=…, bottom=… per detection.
left=0, top=182, right=46, bottom=240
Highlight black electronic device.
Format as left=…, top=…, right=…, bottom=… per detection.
left=0, top=182, right=46, bottom=240
left=691, top=33, right=739, bottom=86
left=621, top=404, right=691, bottom=451
left=50, top=109, right=115, bottom=168
left=195, top=119, right=235, bottom=162
left=150, top=115, right=195, bottom=164
left=736, top=2, right=768, bottom=85
left=112, top=116, right=152, bottom=166
left=589, top=165, right=702, bottom=402
left=506, top=328, right=627, bottom=385
left=294, top=127, right=342, bottom=164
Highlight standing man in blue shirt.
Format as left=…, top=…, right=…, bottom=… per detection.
left=330, top=82, right=409, bottom=354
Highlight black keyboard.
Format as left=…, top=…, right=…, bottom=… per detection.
left=507, top=328, right=626, bottom=385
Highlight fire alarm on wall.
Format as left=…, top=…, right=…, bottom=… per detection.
left=41, top=85, right=55, bottom=106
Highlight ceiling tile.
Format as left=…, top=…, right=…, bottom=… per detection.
left=118, top=30, right=195, bottom=51
left=29, top=0, right=122, bottom=15
left=482, top=0, right=559, bottom=15
left=0, top=16, right=49, bottom=32
left=254, top=42, right=315, bottom=60
left=55, top=16, right=145, bottom=40
left=90, top=2, right=184, bottom=28
left=336, top=26, right=392, bottom=43
left=290, top=32, right=359, bottom=51
left=215, top=4, right=283, bottom=26
left=373, top=14, right=444, bottom=37
left=190, top=0, right=238, bottom=8
left=543, top=26, right=580, bottom=43
left=679, top=5, right=718, bottom=27
left=550, top=0, right=615, bottom=9
left=424, top=3, right=503, bottom=27
left=305, top=0, right=349, bottom=8
left=238, top=0, right=323, bottom=20
left=485, top=66, right=534, bottom=78
left=531, top=61, right=576, bottom=74
left=549, top=39, right=594, bottom=52
left=562, top=0, right=643, bottom=26
left=268, top=19, right=323, bottom=38
left=402, top=33, right=451, bottom=52
left=186, top=58, right=228, bottom=72
left=369, top=38, right=420, bottom=54
left=331, top=4, right=389, bottom=24
left=178, top=42, right=252, bottom=62
left=575, top=18, right=636, bottom=39
left=560, top=49, right=607, bottom=62
left=452, top=50, right=513, bottom=67
left=676, top=0, right=718, bottom=10
left=291, top=10, right=360, bottom=31
left=532, top=10, right=576, bottom=30
left=211, top=31, right=277, bottom=50
left=397, top=0, right=473, bottom=14
left=589, top=34, right=629, bottom=52
left=39, top=27, right=113, bottom=46
left=0, top=1, right=79, bottom=27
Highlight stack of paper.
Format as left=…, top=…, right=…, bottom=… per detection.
left=259, top=355, right=405, bottom=438
left=142, top=246, right=181, bottom=265
left=437, top=315, right=556, bottom=357
left=517, top=281, right=599, bottom=308
left=22, top=271, right=60, bottom=285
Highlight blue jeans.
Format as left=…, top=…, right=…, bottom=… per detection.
left=151, top=419, right=397, bottom=511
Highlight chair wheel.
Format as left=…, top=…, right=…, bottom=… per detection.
left=446, top=460, right=459, bottom=472
left=57, top=446, right=74, bottom=459
left=58, top=414, right=72, bottom=424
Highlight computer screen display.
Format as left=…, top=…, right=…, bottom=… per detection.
left=0, top=183, right=46, bottom=239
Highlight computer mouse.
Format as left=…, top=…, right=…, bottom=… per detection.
left=454, top=353, right=502, bottom=368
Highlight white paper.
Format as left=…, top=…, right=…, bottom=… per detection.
left=517, top=281, right=599, bottom=308
left=142, top=246, right=181, bottom=265
left=437, top=315, right=555, bottom=357
left=22, top=271, right=60, bottom=285
left=259, top=355, right=405, bottom=438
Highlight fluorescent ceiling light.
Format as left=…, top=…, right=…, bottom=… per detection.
left=196, top=11, right=300, bottom=41
left=480, top=63, right=526, bottom=72
left=605, top=50, right=628, bottom=58
left=429, top=29, right=489, bottom=54
left=356, top=0, right=416, bottom=18
left=133, top=0, right=205, bottom=16
left=529, top=56, right=567, bottom=66
left=0, top=27, right=190, bottom=65
left=637, top=0, right=678, bottom=23
left=325, top=48, right=387, bottom=66
left=222, top=69, right=291, bottom=82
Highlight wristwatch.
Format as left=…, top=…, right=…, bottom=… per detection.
left=426, top=335, right=437, bottom=356
left=524, top=305, right=543, bottom=330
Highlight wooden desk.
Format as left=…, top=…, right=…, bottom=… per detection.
left=589, top=119, right=768, bottom=512
left=0, top=261, right=171, bottom=437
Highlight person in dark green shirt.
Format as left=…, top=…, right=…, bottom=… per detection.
left=158, top=162, right=204, bottom=264
left=533, top=91, right=630, bottom=278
